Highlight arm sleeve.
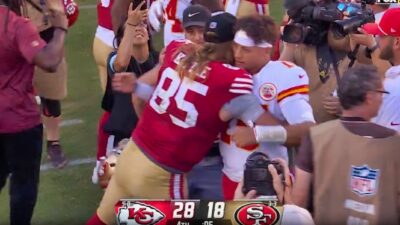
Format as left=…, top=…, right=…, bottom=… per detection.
left=221, top=94, right=265, bottom=125
left=16, top=19, right=46, bottom=63
left=280, top=97, right=316, bottom=124
left=295, top=132, right=314, bottom=173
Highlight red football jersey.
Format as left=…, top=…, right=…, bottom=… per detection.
left=132, top=41, right=254, bottom=172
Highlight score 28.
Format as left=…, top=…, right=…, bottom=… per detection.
left=172, top=201, right=226, bottom=219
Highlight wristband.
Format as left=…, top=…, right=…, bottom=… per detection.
left=134, top=81, right=155, bottom=101
left=253, top=125, right=287, bottom=144
left=54, top=26, right=68, bottom=33
left=366, top=42, right=379, bottom=58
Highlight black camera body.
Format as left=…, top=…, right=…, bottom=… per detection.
left=242, top=152, right=283, bottom=196
left=283, top=0, right=375, bottom=45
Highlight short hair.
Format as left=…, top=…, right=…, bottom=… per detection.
left=235, top=15, right=278, bottom=45
left=338, top=65, right=381, bottom=110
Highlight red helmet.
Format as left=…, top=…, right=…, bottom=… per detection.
left=63, top=0, right=79, bottom=27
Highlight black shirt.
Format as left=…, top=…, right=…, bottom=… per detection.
left=101, top=50, right=159, bottom=138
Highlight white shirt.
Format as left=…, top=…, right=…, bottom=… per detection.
left=220, top=61, right=315, bottom=182
left=372, top=65, right=400, bottom=131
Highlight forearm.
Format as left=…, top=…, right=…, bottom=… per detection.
left=370, top=49, right=391, bottom=80
left=111, top=0, right=130, bottom=33
left=138, top=64, right=160, bottom=86
left=132, top=94, right=147, bottom=117
left=284, top=122, right=315, bottom=147
left=34, top=29, right=66, bottom=72
left=113, top=27, right=136, bottom=72
left=292, top=167, right=312, bottom=208
left=253, top=98, right=315, bottom=145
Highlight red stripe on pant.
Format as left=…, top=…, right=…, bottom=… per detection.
left=97, top=111, right=110, bottom=160
left=222, top=173, right=239, bottom=200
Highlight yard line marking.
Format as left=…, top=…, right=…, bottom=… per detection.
left=40, top=157, right=96, bottom=171
left=60, top=119, right=84, bottom=127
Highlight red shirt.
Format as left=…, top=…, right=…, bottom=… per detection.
left=0, top=8, right=46, bottom=133
left=133, top=40, right=254, bottom=172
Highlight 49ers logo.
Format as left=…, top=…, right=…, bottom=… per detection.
left=234, top=203, right=280, bottom=225
left=116, top=202, right=165, bottom=225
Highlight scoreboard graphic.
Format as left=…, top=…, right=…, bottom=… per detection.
left=115, top=200, right=283, bottom=225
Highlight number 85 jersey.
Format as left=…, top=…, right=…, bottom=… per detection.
left=132, top=41, right=254, bottom=173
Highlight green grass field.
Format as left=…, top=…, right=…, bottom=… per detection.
left=0, top=1, right=284, bottom=224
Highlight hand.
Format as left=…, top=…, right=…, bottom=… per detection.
left=323, top=95, right=342, bottom=116
left=234, top=180, right=258, bottom=200
left=112, top=72, right=137, bottom=93
left=49, top=9, right=68, bottom=29
left=126, top=1, right=148, bottom=26
left=349, top=27, right=377, bottom=49
left=148, top=0, right=164, bottom=32
left=268, top=158, right=293, bottom=204
left=231, top=127, right=257, bottom=147
left=159, top=47, right=166, bottom=65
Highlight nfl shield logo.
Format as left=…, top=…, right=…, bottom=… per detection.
left=350, top=165, right=380, bottom=196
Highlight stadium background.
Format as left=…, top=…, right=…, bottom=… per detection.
left=0, top=1, right=284, bottom=224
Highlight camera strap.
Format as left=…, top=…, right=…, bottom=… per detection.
left=317, top=44, right=342, bottom=84
left=347, top=44, right=360, bottom=69
left=329, top=47, right=341, bottom=85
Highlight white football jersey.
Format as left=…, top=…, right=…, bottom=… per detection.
left=372, top=65, right=400, bottom=131
left=162, top=0, right=191, bottom=46
left=220, top=60, right=313, bottom=182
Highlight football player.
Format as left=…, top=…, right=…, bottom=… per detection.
left=93, top=0, right=115, bottom=92
left=86, top=13, right=270, bottom=225
left=220, top=15, right=316, bottom=199
left=224, top=0, right=269, bottom=17
left=148, top=0, right=191, bottom=46
left=22, top=0, right=78, bottom=169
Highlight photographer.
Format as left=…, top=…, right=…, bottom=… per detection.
left=364, top=8, right=400, bottom=132
left=92, top=1, right=159, bottom=185
left=234, top=158, right=314, bottom=225
left=280, top=0, right=381, bottom=123
left=0, top=0, right=67, bottom=224
left=294, top=65, right=400, bottom=224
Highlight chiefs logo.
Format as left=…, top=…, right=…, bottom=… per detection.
left=234, top=203, right=280, bottom=225
left=259, top=83, right=277, bottom=101
left=116, top=202, right=165, bottom=225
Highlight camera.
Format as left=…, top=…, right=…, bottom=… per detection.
left=331, top=1, right=375, bottom=38
left=242, top=152, right=283, bottom=196
left=282, top=0, right=375, bottom=45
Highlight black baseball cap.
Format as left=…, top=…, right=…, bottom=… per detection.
left=204, top=12, right=237, bottom=43
left=182, top=5, right=211, bottom=29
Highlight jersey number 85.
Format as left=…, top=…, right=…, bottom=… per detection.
left=150, top=68, right=209, bottom=128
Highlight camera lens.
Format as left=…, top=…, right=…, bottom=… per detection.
left=282, top=24, right=305, bottom=43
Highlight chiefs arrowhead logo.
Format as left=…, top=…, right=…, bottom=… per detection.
left=234, top=203, right=280, bottom=225
left=259, top=83, right=277, bottom=101
left=117, top=202, right=165, bottom=225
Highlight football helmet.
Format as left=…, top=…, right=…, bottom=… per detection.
left=62, top=0, right=79, bottom=27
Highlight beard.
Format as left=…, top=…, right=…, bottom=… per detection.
left=379, top=39, right=394, bottom=61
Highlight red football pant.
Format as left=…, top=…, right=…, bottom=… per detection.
left=87, top=212, right=107, bottom=225
left=222, top=173, right=239, bottom=200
